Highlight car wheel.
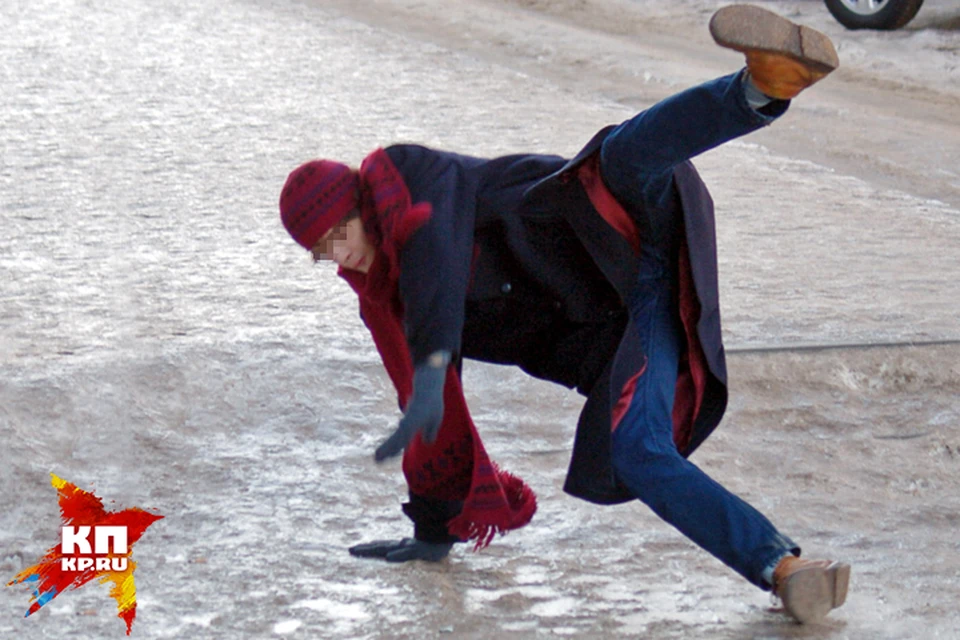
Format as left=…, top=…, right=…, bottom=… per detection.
left=824, top=0, right=924, bottom=29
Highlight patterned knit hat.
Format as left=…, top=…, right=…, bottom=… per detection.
left=279, top=160, right=358, bottom=250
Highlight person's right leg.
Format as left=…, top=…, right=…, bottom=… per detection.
left=599, top=35, right=799, bottom=590
left=709, top=4, right=839, bottom=101
left=599, top=69, right=781, bottom=233
left=599, top=2, right=839, bottom=221
left=599, top=5, right=848, bottom=623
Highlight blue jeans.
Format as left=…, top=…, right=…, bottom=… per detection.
left=600, top=71, right=798, bottom=589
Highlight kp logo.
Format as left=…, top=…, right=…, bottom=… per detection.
left=60, top=526, right=131, bottom=573
left=6, top=474, right=163, bottom=635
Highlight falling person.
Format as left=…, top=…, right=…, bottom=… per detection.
left=278, top=5, right=850, bottom=624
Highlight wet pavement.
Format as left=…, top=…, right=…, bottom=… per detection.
left=1, top=0, right=958, bottom=638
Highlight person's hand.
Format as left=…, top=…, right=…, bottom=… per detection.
left=374, top=351, right=450, bottom=462
left=348, top=537, right=453, bottom=562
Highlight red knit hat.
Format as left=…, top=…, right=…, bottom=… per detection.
left=279, top=160, right=358, bottom=250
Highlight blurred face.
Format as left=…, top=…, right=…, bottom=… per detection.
left=310, top=213, right=376, bottom=273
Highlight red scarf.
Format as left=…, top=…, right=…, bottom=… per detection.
left=339, top=148, right=536, bottom=549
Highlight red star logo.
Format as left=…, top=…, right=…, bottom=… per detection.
left=7, top=474, right=163, bottom=635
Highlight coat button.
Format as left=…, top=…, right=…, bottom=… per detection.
left=500, top=283, right=512, bottom=294
left=553, top=300, right=562, bottom=311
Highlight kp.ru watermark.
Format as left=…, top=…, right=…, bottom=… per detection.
left=59, top=526, right=131, bottom=573
left=6, top=474, right=163, bottom=635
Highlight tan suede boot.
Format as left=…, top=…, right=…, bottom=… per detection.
left=772, top=555, right=851, bottom=624
left=709, top=4, right=839, bottom=100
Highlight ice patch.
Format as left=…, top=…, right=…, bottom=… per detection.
left=273, top=619, right=302, bottom=634
left=292, top=598, right=370, bottom=621
left=529, top=597, right=579, bottom=617
left=513, top=564, right=550, bottom=585
left=182, top=612, right=218, bottom=627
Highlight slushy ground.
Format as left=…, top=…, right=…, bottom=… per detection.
left=1, top=0, right=958, bottom=637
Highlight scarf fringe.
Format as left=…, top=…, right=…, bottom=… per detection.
left=446, top=466, right=538, bottom=551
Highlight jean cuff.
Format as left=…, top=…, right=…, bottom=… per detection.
left=736, top=68, right=790, bottom=126
left=756, top=540, right=803, bottom=591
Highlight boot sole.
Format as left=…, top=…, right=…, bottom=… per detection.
left=709, top=4, right=839, bottom=75
left=780, top=561, right=851, bottom=624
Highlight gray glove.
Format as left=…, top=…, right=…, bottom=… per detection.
left=374, top=350, right=450, bottom=462
left=348, top=538, right=453, bottom=563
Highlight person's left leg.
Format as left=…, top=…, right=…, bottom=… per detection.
left=609, top=248, right=798, bottom=589
left=603, top=5, right=848, bottom=622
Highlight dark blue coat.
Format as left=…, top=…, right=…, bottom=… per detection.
left=386, top=127, right=727, bottom=506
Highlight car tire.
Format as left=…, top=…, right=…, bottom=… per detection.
left=824, top=0, right=925, bottom=29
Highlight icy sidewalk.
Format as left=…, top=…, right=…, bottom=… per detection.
left=1, top=0, right=958, bottom=637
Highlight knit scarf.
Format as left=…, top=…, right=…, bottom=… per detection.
left=338, top=148, right=537, bottom=549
